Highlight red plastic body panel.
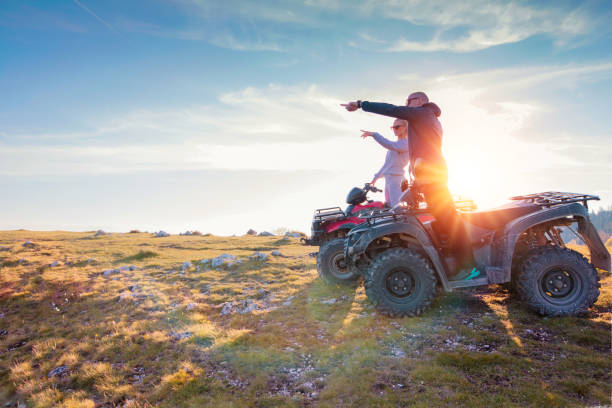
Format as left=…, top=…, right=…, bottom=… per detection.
left=352, top=201, right=385, bottom=212
left=325, top=217, right=365, bottom=233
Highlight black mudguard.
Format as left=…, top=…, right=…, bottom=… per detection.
left=577, top=217, right=611, bottom=272
left=346, top=218, right=453, bottom=291
left=498, top=203, right=611, bottom=282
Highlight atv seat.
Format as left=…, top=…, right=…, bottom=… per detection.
left=459, top=202, right=541, bottom=229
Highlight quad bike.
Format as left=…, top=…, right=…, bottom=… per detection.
left=344, top=191, right=610, bottom=317
left=302, top=183, right=388, bottom=285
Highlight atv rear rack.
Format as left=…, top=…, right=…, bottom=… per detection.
left=313, top=207, right=345, bottom=221
left=510, top=192, right=600, bottom=209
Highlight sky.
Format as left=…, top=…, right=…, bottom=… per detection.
left=1, top=0, right=611, bottom=235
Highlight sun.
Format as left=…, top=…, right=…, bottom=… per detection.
left=446, top=158, right=482, bottom=202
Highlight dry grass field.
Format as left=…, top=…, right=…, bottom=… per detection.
left=0, top=230, right=610, bottom=407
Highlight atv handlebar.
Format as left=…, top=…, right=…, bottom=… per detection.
left=365, top=183, right=382, bottom=193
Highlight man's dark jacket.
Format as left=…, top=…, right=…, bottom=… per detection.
left=361, top=101, right=445, bottom=175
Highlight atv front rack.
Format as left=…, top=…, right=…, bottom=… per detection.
left=510, top=192, right=600, bottom=209
left=360, top=207, right=416, bottom=225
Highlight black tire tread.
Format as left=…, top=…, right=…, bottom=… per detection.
left=516, top=246, right=600, bottom=317
left=365, top=248, right=437, bottom=317
left=316, top=238, right=359, bottom=285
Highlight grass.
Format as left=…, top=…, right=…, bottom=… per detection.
left=0, top=230, right=610, bottom=407
left=116, top=250, right=159, bottom=264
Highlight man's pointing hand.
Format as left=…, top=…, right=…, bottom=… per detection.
left=341, top=101, right=359, bottom=112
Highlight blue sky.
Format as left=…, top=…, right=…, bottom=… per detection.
left=1, top=0, right=611, bottom=234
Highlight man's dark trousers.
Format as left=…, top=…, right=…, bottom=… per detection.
left=416, top=176, right=474, bottom=271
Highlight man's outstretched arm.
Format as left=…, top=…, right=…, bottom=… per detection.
left=341, top=100, right=424, bottom=121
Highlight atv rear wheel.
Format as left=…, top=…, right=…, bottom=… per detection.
left=316, top=238, right=360, bottom=285
left=365, top=248, right=437, bottom=317
left=516, top=246, right=600, bottom=316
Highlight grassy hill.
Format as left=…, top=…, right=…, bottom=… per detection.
left=0, top=231, right=610, bottom=407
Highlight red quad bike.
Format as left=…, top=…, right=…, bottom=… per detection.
left=344, top=191, right=611, bottom=317
left=302, top=183, right=388, bottom=285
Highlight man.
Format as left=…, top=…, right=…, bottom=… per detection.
left=342, top=92, right=474, bottom=271
left=361, top=118, right=410, bottom=208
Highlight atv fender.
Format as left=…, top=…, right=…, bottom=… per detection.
left=500, top=203, right=611, bottom=282
left=348, top=219, right=452, bottom=292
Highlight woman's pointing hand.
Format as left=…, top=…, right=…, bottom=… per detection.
left=361, top=130, right=375, bottom=139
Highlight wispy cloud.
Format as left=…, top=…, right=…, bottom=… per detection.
left=320, top=0, right=605, bottom=52
left=173, top=0, right=314, bottom=24
left=115, top=17, right=283, bottom=52
left=209, top=32, right=283, bottom=52
left=72, top=0, right=117, bottom=32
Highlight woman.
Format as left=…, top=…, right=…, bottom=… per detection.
left=361, top=118, right=410, bottom=207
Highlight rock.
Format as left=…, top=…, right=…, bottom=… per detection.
left=200, top=284, right=210, bottom=294
left=48, top=365, right=69, bottom=378
left=119, top=293, right=132, bottom=301
left=186, top=303, right=196, bottom=311
left=258, top=231, right=275, bottom=236
left=128, top=285, right=140, bottom=292
left=181, top=261, right=191, bottom=271
left=170, top=331, right=193, bottom=341
left=239, top=299, right=258, bottom=314
left=155, top=231, right=170, bottom=237
left=277, top=237, right=291, bottom=244
left=94, top=229, right=107, bottom=236
left=0, top=246, right=10, bottom=252
left=102, top=269, right=112, bottom=277
left=271, top=250, right=283, bottom=257
left=282, top=296, right=295, bottom=306
left=180, top=231, right=193, bottom=236
left=18, top=259, right=26, bottom=264
left=211, top=254, right=237, bottom=268
left=118, top=265, right=130, bottom=272
left=321, top=298, right=336, bottom=305
left=200, top=259, right=210, bottom=265
left=249, top=251, right=268, bottom=261
left=390, top=346, right=406, bottom=358
left=246, top=229, right=257, bottom=235
left=285, top=232, right=302, bottom=238
left=49, top=261, right=60, bottom=267
left=298, top=381, right=314, bottom=392
left=226, top=260, right=242, bottom=268
left=129, top=265, right=137, bottom=271
left=22, top=240, right=36, bottom=248
left=220, top=302, right=235, bottom=315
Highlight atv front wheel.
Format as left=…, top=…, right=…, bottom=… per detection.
left=316, top=238, right=360, bottom=285
left=516, top=246, right=600, bottom=316
left=365, top=248, right=437, bottom=317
